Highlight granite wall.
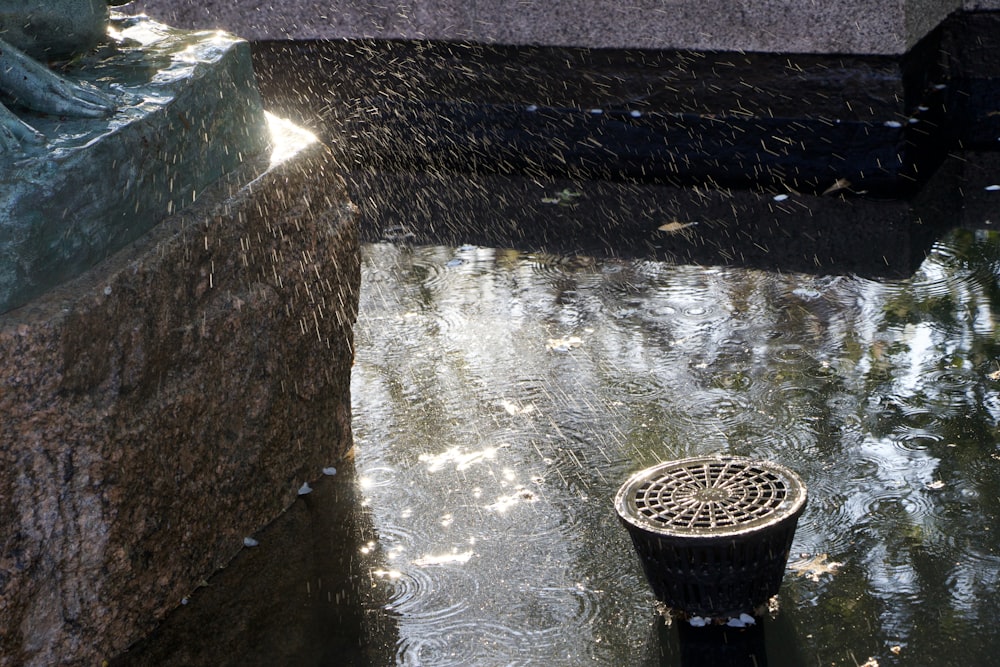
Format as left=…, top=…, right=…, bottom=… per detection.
left=0, top=137, right=359, bottom=666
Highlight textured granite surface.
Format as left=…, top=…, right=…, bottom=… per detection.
left=0, top=126, right=359, bottom=666
left=127, top=0, right=964, bottom=54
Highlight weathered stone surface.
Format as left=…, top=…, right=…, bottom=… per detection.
left=0, top=125, right=359, bottom=666
left=108, top=458, right=397, bottom=666
left=127, top=0, right=964, bottom=55
left=0, top=16, right=269, bottom=313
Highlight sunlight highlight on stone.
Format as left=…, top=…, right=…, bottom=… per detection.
left=266, top=112, right=318, bottom=168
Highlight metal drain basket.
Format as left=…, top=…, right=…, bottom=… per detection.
left=615, top=455, right=807, bottom=618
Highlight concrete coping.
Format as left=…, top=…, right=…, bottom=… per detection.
left=124, top=0, right=998, bottom=55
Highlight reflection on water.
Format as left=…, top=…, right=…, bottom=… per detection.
left=352, top=227, right=1000, bottom=666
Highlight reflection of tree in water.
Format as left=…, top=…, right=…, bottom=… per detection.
left=352, top=230, right=1000, bottom=665
left=790, top=227, right=1000, bottom=663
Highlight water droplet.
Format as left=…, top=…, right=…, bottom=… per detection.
left=773, top=194, right=789, bottom=202
left=985, top=185, right=1000, bottom=191
left=884, top=120, right=903, bottom=128
left=322, top=466, right=337, bottom=476
left=243, top=536, right=259, bottom=547
left=629, top=110, right=642, bottom=118
left=298, top=482, right=313, bottom=495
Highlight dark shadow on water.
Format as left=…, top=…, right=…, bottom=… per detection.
left=651, top=610, right=808, bottom=667
left=110, top=456, right=397, bottom=666
left=346, top=165, right=957, bottom=281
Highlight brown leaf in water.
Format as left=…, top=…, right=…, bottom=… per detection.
left=658, top=221, right=698, bottom=234
left=788, top=553, right=842, bottom=582
left=822, top=178, right=852, bottom=196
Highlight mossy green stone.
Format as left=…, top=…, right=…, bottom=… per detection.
left=0, top=15, right=269, bottom=313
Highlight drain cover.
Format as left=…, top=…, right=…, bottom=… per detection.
left=615, top=455, right=806, bottom=538
left=615, top=455, right=808, bottom=616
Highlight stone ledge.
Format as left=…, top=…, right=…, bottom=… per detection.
left=0, top=124, right=359, bottom=667
left=127, top=0, right=964, bottom=55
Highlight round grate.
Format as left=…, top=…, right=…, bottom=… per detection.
left=615, top=456, right=807, bottom=538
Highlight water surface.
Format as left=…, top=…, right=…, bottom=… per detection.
left=352, top=225, right=1000, bottom=666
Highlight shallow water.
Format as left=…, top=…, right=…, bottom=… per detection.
left=351, top=225, right=1000, bottom=666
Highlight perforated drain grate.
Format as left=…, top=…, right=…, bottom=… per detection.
left=615, top=455, right=807, bottom=617
left=618, top=457, right=804, bottom=537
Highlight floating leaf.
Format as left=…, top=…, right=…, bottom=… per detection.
left=822, top=178, right=852, bottom=196
left=547, top=336, right=583, bottom=351
left=658, top=221, right=698, bottom=234
left=788, top=553, right=842, bottom=581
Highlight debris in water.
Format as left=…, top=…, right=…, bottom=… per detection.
left=859, top=658, right=879, bottom=667
left=927, top=480, right=945, bottom=490
left=788, top=553, right=842, bottom=581
left=657, top=221, right=698, bottom=234
left=890, top=646, right=903, bottom=655
left=726, top=613, right=756, bottom=628
left=298, top=482, right=313, bottom=495
left=243, top=537, right=259, bottom=547
left=546, top=336, right=584, bottom=351
left=541, top=189, right=582, bottom=206
left=822, top=178, right=852, bottom=196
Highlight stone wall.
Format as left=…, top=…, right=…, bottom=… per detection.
left=0, top=136, right=359, bottom=666
left=127, top=0, right=964, bottom=54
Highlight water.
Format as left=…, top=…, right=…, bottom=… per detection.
left=350, top=225, right=1000, bottom=666
left=115, top=177, right=1000, bottom=666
